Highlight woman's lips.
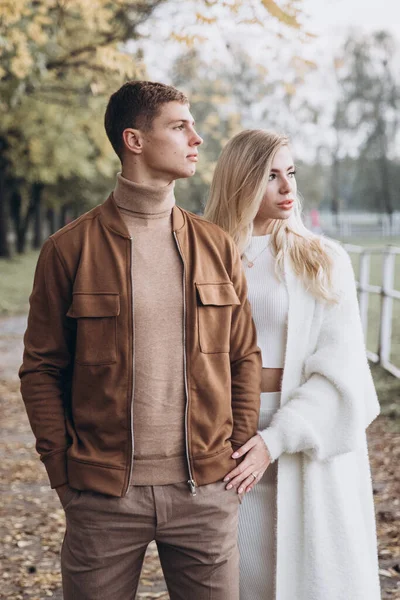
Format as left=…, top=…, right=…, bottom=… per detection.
left=187, top=155, right=198, bottom=162
left=278, top=200, right=294, bottom=210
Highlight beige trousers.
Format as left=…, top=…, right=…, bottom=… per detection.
left=61, top=481, right=239, bottom=600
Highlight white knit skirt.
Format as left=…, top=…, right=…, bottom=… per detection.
left=238, top=391, right=280, bottom=600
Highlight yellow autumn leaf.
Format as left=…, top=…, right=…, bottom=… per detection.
left=10, top=48, right=34, bottom=79
left=26, top=22, right=48, bottom=45
left=284, top=82, right=296, bottom=96
left=238, top=18, right=264, bottom=26
left=195, top=12, right=217, bottom=25
left=170, top=33, right=208, bottom=48
left=0, top=0, right=29, bottom=26
left=261, top=0, right=300, bottom=28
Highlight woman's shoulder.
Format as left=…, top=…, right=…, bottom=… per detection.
left=310, top=235, right=353, bottom=271
left=317, top=235, right=347, bottom=259
left=316, top=236, right=356, bottom=294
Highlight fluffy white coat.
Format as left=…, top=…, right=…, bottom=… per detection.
left=259, top=241, right=381, bottom=600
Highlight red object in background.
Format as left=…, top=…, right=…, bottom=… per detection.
left=310, top=208, right=321, bottom=229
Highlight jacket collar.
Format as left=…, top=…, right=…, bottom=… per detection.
left=99, top=192, right=186, bottom=238
left=172, top=203, right=185, bottom=232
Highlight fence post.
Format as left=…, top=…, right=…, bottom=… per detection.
left=358, top=252, right=370, bottom=341
left=378, top=248, right=396, bottom=366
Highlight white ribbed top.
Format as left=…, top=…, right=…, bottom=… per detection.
left=242, top=235, right=288, bottom=368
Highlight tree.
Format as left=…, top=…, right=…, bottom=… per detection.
left=0, top=0, right=306, bottom=255
left=334, top=31, right=400, bottom=221
left=0, top=0, right=163, bottom=256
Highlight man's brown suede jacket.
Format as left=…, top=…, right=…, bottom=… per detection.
left=19, top=194, right=261, bottom=497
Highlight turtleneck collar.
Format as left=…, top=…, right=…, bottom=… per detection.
left=113, top=172, right=175, bottom=219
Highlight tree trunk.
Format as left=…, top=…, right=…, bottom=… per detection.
left=60, top=203, right=70, bottom=228
left=0, top=170, right=11, bottom=258
left=9, top=189, right=24, bottom=254
left=10, top=188, right=37, bottom=254
left=377, top=120, right=393, bottom=225
left=32, top=183, right=44, bottom=249
left=331, top=155, right=340, bottom=230
left=47, top=207, right=57, bottom=235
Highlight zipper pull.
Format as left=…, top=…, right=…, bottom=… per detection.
left=188, top=479, right=197, bottom=496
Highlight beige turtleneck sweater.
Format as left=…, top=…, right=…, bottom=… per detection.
left=114, top=173, right=187, bottom=485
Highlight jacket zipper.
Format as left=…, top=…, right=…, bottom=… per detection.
left=125, top=236, right=135, bottom=492
left=173, top=231, right=196, bottom=496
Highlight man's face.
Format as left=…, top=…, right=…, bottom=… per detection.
left=136, top=101, right=203, bottom=181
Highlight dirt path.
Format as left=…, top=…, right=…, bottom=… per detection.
left=0, top=316, right=399, bottom=599
left=0, top=315, right=26, bottom=382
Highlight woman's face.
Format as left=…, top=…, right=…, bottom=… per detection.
left=255, top=145, right=297, bottom=225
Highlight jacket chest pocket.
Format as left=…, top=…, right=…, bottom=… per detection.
left=196, top=282, right=240, bottom=354
left=67, top=293, right=120, bottom=366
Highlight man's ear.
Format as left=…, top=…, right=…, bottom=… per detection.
left=122, top=128, right=143, bottom=155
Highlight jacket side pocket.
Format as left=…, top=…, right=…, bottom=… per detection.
left=67, top=293, right=120, bottom=365
left=196, top=282, right=240, bottom=354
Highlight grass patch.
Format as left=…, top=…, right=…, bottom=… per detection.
left=0, top=251, right=39, bottom=316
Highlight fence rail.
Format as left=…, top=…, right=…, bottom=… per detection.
left=343, top=243, right=400, bottom=378
left=320, top=211, right=400, bottom=238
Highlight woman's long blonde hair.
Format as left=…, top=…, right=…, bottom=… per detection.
left=204, top=129, right=335, bottom=302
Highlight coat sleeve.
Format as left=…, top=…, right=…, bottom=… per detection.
left=228, top=240, right=262, bottom=451
left=260, top=244, right=380, bottom=462
left=19, top=238, right=75, bottom=488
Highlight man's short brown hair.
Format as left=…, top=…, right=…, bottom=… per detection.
left=104, top=80, right=189, bottom=160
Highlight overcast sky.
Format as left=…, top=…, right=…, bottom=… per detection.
left=301, top=0, right=400, bottom=33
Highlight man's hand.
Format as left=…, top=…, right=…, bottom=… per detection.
left=223, top=434, right=271, bottom=494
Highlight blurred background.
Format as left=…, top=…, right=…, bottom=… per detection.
left=0, top=1, right=399, bottom=598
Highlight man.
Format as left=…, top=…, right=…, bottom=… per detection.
left=20, top=81, right=261, bottom=600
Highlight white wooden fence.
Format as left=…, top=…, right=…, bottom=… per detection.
left=320, top=211, right=400, bottom=238
left=343, top=244, right=400, bottom=378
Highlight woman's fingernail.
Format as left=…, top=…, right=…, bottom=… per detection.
left=223, top=476, right=230, bottom=482
left=238, top=487, right=243, bottom=494
left=226, top=484, right=232, bottom=490
left=246, top=488, right=252, bottom=493
left=232, top=452, right=239, bottom=458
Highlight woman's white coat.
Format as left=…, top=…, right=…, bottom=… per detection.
left=258, top=241, right=381, bottom=600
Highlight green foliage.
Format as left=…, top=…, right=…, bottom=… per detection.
left=0, top=1, right=156, bottom=177
left=0, top=250, right=39, bottom=315
left=0, top=0, right=156, bottom=255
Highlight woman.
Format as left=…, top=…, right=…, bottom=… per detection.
left=204, top=130, right=381, bottom=600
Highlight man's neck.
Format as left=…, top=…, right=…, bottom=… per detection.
left=113, top=173, right=175, bottom=217
left=121, top=164, right=173, bottom=188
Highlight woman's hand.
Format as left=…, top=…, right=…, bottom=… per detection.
left=224, top=434, right=271, bottom=494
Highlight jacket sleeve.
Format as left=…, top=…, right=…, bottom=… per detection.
left=260, top=244, right=380, bottom=462
left=228, top=240, right=262, bottom=450
left=19, top=238, right=75, bottom=488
